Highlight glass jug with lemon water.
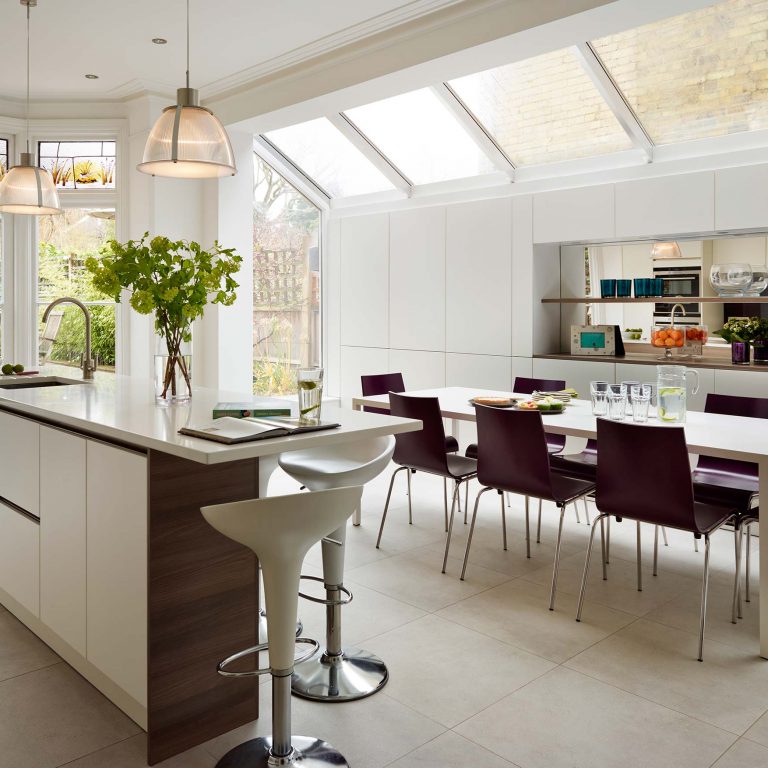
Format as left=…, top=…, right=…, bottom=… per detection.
left=656, top=365, right=699, bottom=423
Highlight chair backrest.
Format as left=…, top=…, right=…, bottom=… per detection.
left=361, top=372, right=405, bottom=415
left=474, top=404, right=554, bottom=498
left=388, top=391, right=450, bottom=474
left=514, top=376, right=566, bottom=395
left=697, top=393, right=768, bottom=478
left=596, top=419, right=695, bottom=529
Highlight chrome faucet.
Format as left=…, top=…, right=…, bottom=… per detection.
left=670, top=302, right=687, bottom=327
left=42, top=297, right=96, bottom=380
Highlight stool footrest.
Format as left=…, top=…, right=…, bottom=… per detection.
left=217, top=637, right=320, bottom=678
left=298, top=575, right=353, bottom=606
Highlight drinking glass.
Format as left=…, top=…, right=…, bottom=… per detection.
left=631, top=388, right=651, bottom=423
left=654, top=277, right=664, bottom=297
left=616, top=279, right=632, bottom=298
left=633, top=278, right=645, bottom=298
left=298, top=367, right=324, bottom=425
left=622, top=380, right=640, bottom=414
left=590, top=380, right=609, bottom=416
left=600, top=279, right=617, bottom=298
left=607, top=391, right=626, bottom=421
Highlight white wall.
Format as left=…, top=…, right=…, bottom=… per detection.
left=330, top=161, right=768, bottom=406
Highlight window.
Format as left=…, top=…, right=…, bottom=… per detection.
left=38, top=140, right=116, bottom=188
left=449, top=48, right=632, bottom=165
left=0, top=138, right=7, bottom=179
left=344, top=88, right=495, bottom=184
left=253, top=152, right=320, bottom=395
left=592, top=0, right=768, bottom=145
left=263, top=118, right=394, bottom=197
left=37, top=208, right=117, bottom=373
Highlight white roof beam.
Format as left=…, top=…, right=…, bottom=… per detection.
left=431, top=82, right=515, bottom=179
left=327, top=113, right=413, bottom=196
left=572, top=42, right=654, bottom=162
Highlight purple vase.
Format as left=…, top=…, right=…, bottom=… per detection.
left=753, top=341, right=768, bottom=365
left=731, top=341, right=751, bottom=365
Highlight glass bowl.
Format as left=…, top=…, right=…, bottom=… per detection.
left=745, top=270, right=768, bottom=297
left=650, top=325, right=684, bottom=349
left=710, top=263, right=753, bottom=297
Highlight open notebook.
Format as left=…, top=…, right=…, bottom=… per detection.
left=179, top=416, right=340, bottom=444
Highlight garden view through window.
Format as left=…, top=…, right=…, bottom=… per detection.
left=37, top=208, right=117, bottom=373
left=253, top=151, right=320, bottom=395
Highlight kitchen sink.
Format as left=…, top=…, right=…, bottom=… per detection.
left=0, top=376, right=85, bottom=390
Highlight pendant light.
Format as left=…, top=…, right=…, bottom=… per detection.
left=138, top=0, right=236, bottom=178
left=0, top=0, right=62, bottom=215
left=651, top=241, right=682, bottom=260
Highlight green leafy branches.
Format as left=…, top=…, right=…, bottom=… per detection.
left=716, top=316, right=768, bottom=344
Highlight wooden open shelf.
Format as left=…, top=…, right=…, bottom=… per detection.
left=541, top=296, right=768, bottom=304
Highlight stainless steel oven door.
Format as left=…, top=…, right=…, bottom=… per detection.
left=653, top=266, right=701, bottom=321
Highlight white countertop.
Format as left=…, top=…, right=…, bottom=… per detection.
left=0, top=373, right=420, bottom=465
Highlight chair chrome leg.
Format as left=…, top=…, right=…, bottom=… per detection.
left=536, top=498, right=542, bottom=544
left=583, top=497, right=591, bottom=525
left=501, top=492, right=509, bottom=552
left=698, top=534, right=711, bottom=662
left=577, top=513, right=607, bottom=621
left=732, top=524, right=743, bottom=624
left=636, top=522, right=643, bottom=592
left=524, top=495, right=530, bottom=559
left=506, top=491, right=511, bottom=508
left=376, top=466, right=407, bottom=548
left=574, top=502, right=581, bottom=524
left=443, top=478, right=448, bottom=532
left=662, top=526, right=669, bottom=547
left=606, top=516, right=611, bottom=564
left=407, top=470, right=413, bottom=524
left=459, top=480, right=467, bottom=524
left=599, top=515, right=607, bottom=581
left=548, top=505, right=566, bottom=611
left=694, top=536, right=699, bottom=553
left=465, top=481, right=469, bottom=523
left=746, top=523, right=752, bottom=603
left=461, top=487, right=491, bottom=580
left=653, top=525, right=659, bottom=577
left=442, top=481, right=461, bottom=573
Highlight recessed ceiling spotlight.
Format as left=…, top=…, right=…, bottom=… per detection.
left=152, top=37, right=167, bottom=44
left=84, top=73, right=99, bottom=79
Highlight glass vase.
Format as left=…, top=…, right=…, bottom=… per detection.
left=154, top=338, right=192, bottom=403
left=731, top=341, right=751, bottom=366
left=752, top=340, right=768, bottom=365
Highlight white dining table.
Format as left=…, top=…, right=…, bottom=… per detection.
left=352, top=386, right=768, bottom=659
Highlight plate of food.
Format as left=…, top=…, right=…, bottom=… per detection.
left=517, top=396, right=565, bottom=413
left=468, top=395, right=522, bottom=408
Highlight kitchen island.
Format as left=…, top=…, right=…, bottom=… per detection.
left=0, top=374, right=419, bottom=765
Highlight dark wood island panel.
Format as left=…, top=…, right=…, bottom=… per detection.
left=147, top=450, right=261, bottom=764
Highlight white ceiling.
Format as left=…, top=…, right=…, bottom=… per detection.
left=0, top=0, right=463, bottom=102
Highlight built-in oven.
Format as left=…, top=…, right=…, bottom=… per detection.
left=653, top=264, right=701, bottom=325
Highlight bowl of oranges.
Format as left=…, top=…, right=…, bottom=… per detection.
left=651, top=326, right=685, bottom=349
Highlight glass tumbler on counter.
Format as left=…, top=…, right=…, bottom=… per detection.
left=607, top=384, right=627, bottom=421
left=590, top=380, right=609, bottom=416
left=630, top=384, right=651, bottom=423
left=298, top=367, right=324, bottom=425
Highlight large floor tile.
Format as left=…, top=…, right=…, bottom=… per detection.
left=565, top=619, right=768, bottom=734
left=455, top=666, right=735, bottom=768
left=711, top=738, right=768, bottom=768
left=437, top=578, right=636, bottom=663
left=742, top=707, right=768, bottom=748
left=346, top=545, right=511, bottom=612
left=203, top=678, right=445, bottom=768
left=521, top=548, right=701, bottom=617
left=58, top=734, right=216, bottom=767
left=386, top=730, right=518, bottom=768
left=0, top=609, right=60, bottom=682
left=362, top=614, right=554, bottom=727
left=0, top=663, right=140, bottom=768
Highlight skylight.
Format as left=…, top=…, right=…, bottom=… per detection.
left=263, top=118, right=395, bottom=198
left=344, top=88, right=497, bottom=184
left=592, top=0, right=768, bottom=145
left=448, top=48, right=633, bottom=166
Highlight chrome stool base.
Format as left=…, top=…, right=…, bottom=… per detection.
left=214, top=735, right=349, bottom=768
left=291, top=647, right=388, bottom=701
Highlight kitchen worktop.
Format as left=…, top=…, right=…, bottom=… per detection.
left=0, top=372, right=417, bottom=464
left=534, top=351, right=768, bottom=372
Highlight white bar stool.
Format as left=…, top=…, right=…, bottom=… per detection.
left=201, top=485, right=363, bottom=768
left=278, top=435, right=395, bottom=702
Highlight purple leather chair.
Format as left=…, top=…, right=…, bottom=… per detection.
left=691, top=393, right=766, bottom=620
left=578, top=419, right=735, bottom=661
left=462, top=405, right=595, bottom=610
left=376, top=392, right=477, bottom=572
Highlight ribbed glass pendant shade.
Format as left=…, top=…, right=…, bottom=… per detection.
left=138, top=89, right=236, bottom=178
left=0, top=152, right=62, bottom=215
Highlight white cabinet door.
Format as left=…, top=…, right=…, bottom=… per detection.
left=533, top=184, right=614, bottom=243
left=340, top=214, right=389, bottom=348
left=714, top=370, right=768, bottom=399
left=532, top=358, right=615, bottom=398
left=40, top=427, right=86, bottom=655
left=715, top=164, right=768, bottom=231
left=446, top=353, right=512, bottom=390
left=389, top=207, right=446, bottom=351
left=340, top=346, right=389, bottom=406
left=0, top=411, right=39, bottom=516
left=615, top=172, right=715, bottom=238
left=389, top=349, right=445, bottom=390
left=446, top=198, right=512, bottom=356
left=87, top=441, right=148, bottom=706
left=0, top=502, right=39, bottom=616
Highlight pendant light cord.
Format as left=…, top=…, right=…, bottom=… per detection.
left=185, top=0, right=190, bottom=89
left=25, top=0, right=30, bottom=154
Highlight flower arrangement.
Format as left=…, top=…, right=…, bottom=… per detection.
left=715, top=316, right=761, bottom=343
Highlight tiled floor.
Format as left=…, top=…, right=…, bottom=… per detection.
left=2, top=464, right=767, bottom=767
